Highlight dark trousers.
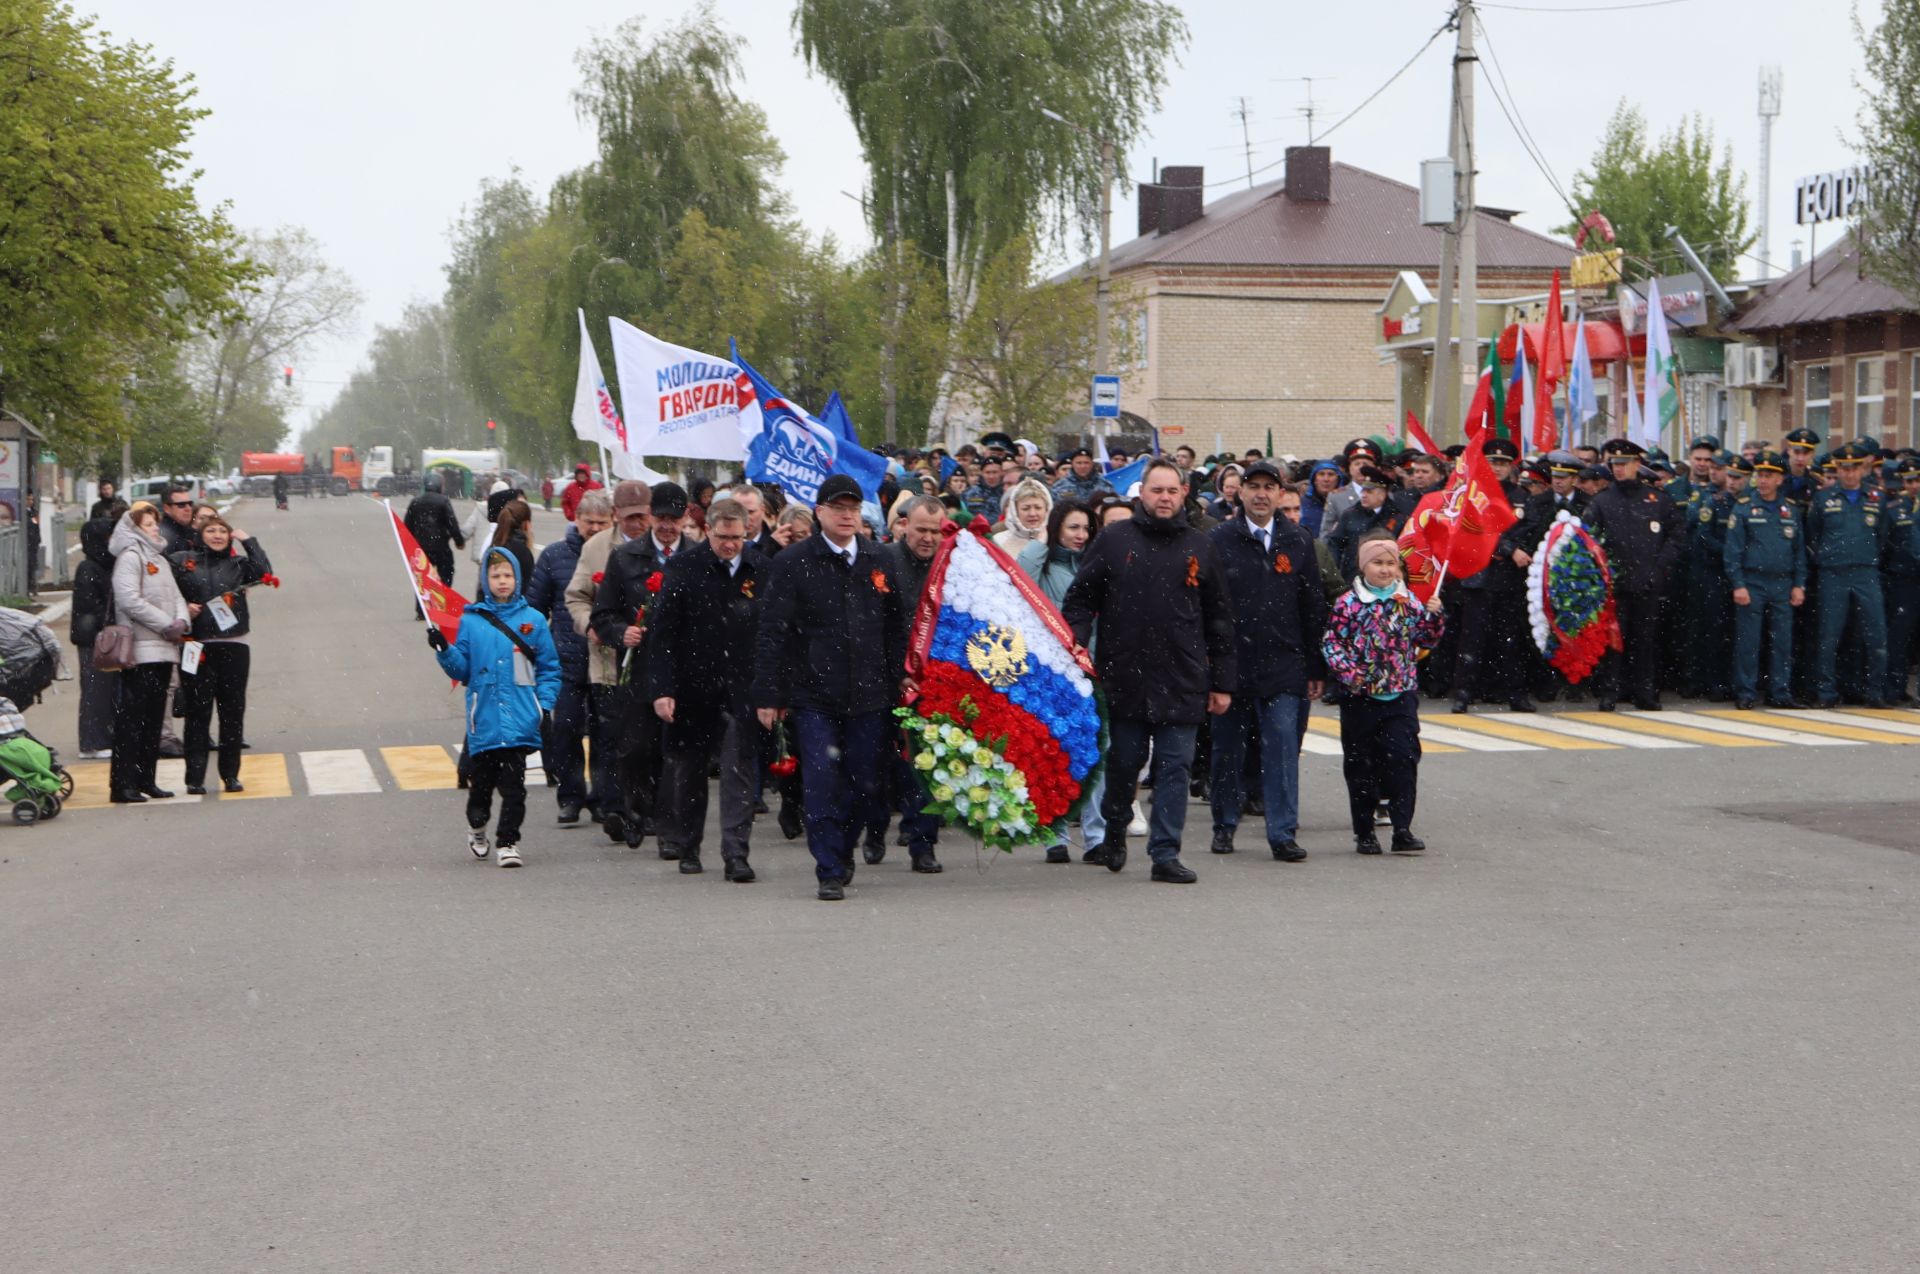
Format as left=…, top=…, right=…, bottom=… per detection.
left=1101, top=718, right=1197, bottom=864
left=76, top=650, right=119, bottom=754
left=1686, top=567, right=1736, bottom=697
left=657, top=710, right=758, bottom=864
left=181, top=642, right=249, bottom=786
left=793, top=709, right=890, bottom=882
left=1598, top=590, right=1662, bottom=706
left=891, top=747, right=940, bottom=857
left=1452, top=587, right=1527, bottom=704
left=588, top=683, right=621, bottom=816
left=613, top=683, right=663, bottom=830
left=109, top=661, right=173, bottom=794
left=543, top=677, right=590, bottom=808
left=467, top=747, right=528, bottom=845
left=1337, top=693, right=1421, bottom=837
left=1732, top=575, right=1796, bottom=705
left=1882, top=575, right=1920, bottom=699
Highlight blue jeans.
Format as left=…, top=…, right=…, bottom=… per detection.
left=793, top=709, right=891, bottom=882
left=1209, top=691, right=1305, bottom=844
left=1047, top=767, right=1107, bottom=849
left=1732, top=575, right=1795, bottom=704
left=1099, top=719, right=1197, bottom=864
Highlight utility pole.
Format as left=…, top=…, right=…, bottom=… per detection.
left=1095, top=135, right=1114, bottom=452
left=1757, top=67, right=1782, bottom=280
left=1456, top=1, right=1479, bottom=420
left=1428, top=7, right=1468, bottom=439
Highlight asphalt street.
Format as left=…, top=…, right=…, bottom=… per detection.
left=10, top=495, right=1920, bottom=1272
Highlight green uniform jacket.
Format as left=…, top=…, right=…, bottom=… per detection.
left=1807, top=486, right=1890, bottom=571
left=1724, top=494, right=1807, bottom=590
left=1885, top=493, right=1920, bottom=577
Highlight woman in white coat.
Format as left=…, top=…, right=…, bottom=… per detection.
left=108, top=503, right=193, bottom=803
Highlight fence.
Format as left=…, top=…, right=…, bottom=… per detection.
left=40, top=505, right=66, bottom=589
left=0, top=525, right=23, bottom=598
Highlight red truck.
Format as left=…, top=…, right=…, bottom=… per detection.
left=240, top=446, right=411, bottom=497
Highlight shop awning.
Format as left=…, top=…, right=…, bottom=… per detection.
left=1497, top=319, right=1640, bottom=366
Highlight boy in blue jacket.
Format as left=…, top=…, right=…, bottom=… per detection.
left=428, top=547, right=561, bottom=866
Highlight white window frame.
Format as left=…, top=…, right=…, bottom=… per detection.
left=1804, top=363, right=1832, bottom=435
left=1854, top=357, right=1885, bottom=435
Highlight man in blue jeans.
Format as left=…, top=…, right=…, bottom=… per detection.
left=1063, top=458, right=1237, bottom=883
left=1206, top=461, right=1327, bottom=860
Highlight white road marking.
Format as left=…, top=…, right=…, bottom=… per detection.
left=299, top=749, right=382, bottom=795
left=1657, top=710, right=1865, bottom=747
left=1476, top=713, right=1694, bottom=748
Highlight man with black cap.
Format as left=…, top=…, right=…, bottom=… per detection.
left=1452, top=437, right=1536, bottom=713
left=1782, top=427, right=1821, bottom=507
left=1051, top=446, right=1112, bottom=504
left=1724, top=450, right=1806, bottom=709
left=1507, top=452, right=1589, bottom=700
left=1585, top=438, right=1682, bottom=710
left=1325, top=463, right=1407, bottom=582
left=1206, top=460, right=1325, bottom=860
left=752, top=474, right=914, bottom=900
left=1807, top=439, right=1891, bottom=707
left=590, top=480, right=689, bottom=849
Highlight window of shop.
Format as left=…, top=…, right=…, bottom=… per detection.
left=1854, top=358, right=1885, bottom=434
left=1804, top=363, right=1831, bottom=434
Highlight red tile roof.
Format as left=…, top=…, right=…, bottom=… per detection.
left=1105, top=162, right=1571, bottom=272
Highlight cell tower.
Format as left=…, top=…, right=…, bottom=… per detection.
left=1758, top=66, right=1783, bottom=279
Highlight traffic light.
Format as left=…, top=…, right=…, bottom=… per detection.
left=283, top=366, right=293, bottom=387
left=485, top=419, right=496, bottom=431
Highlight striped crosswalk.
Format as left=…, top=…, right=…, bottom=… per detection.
left=52, top=706, right=1920, bottom=813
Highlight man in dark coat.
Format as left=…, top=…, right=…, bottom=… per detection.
left=404, top=476, right=465, bottom=587
left=1206, top=461, right=1325, bottom=860
left=1452, top=439, right=1536, bottom=713
left=867, top=493, right=946, bottom=872
left=1506, top=452, right=1590, bottom=701
left=1585, top=438, right=1683, bottom=710
left=751, top=475, right=912, bottom=900
left=647, top=498, right=763, bottom=882
left=591, top=481, right=688, bottom=849
left=526, top=489, right=610, bottom=823
left=1062, top=457, right=1237, bottom=883
left=158, top=485, right=198, bottom=553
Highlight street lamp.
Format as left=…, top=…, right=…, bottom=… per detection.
left=1037, top=103, right=1116, bottom=446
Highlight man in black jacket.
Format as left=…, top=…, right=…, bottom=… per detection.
left=866, top=494, right=946, bottom=872
left=591, top=481, right=688, bottom=849
left=403, top=476, right=465, bottom=589
left=1450, top=438, right=1536, bottom=713
left=1062, top=457, right=1237, bottom=884
left=752, top=475, right=912, bottom=899
left=1507, top=453, right=1590, bottom=701
left=1325, top=466, right=1408, bottom=582
left=1205, top=461, right=1325, bottom=860
left=1585, top=438, right=1683, bottom=710
left=648, top=498, right=762, bottom=882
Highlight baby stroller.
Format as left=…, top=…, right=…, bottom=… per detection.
left=0, top=606, right=63, bottom=706
left=0, top=697, right=67, bottom=824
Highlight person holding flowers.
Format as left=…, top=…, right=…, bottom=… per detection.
left=167, top=514, right=273, bottom=794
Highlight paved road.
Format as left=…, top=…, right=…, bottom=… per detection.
left=11, top=497, right=1920, bottom=1272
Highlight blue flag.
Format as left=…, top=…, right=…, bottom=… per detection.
left=732, top=342, right=888, bottom=507
left=1105, top=455, right=1148, bottom=495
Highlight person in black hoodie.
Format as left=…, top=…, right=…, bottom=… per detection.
left=402, top=475, right=465, bottom=588
left=1062, top=457, right=1237, bottom=883
left=70, top=512, right=124, bottom=757
left=168, top=514, right=271, bottom=793
left=646, top=498, right=762, bottom=881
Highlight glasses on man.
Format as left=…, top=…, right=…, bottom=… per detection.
left=167, top=500, right=194, bottom=509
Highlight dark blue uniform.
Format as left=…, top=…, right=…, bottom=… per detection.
left=1724, top=495, right=1806, bottom=706
left=1685, top=487, right=1740, bottom=698
left=1807, top=484, right=1890, bottom=704
left=1883, top=490, right=1920, bottom=701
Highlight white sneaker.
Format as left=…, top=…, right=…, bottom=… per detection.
left=1128, top=801, right=1149, bottom=837
left=79, top=749, right=113, bottom=760
left=496, top=843, right=522, bottom=868
left=467, top=829, right=490, bottom=859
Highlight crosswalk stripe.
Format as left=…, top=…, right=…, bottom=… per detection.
left=222, top=752, right=292, bottom=799
left=63, top=761, right=112, bottom=810
left=1819, top=708, right=1920, bottom=739
left=1301, top=733, right=1344, bottom=757
left=1661, top=710, right=1865, bottom=747
left=1413, top=721, right=1539, bottom=751
left=381, top=744, right=461, bottom=790
left=1713, top=709, right=1920, bottom=745
left=1304, top=716, right=1465, bottom=755
left=299, top=749, right=382, bottom=795
left=1477, top=713, right=1694, bottom=748
left=1439, top=715, right=1618, bottom=750
left=1559, top=712, right=1778, bottom=747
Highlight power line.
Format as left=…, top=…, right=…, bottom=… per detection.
left=1475, top=16, right=1578, bottom=221
left=1477, top=0, right=1692, bottom=11
left=1316, top=19, right=1452, bottom=144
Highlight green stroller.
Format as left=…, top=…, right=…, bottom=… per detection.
left=0, top=698, right=68, bottom=824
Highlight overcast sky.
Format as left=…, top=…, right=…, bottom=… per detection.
left=83, top=0, right=1870, bottom=437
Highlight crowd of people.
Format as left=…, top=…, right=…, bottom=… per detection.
left=68, top=485, right=273, bottom=801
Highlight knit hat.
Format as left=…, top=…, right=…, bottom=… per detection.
left=1357, top=538, right=1401, bottom=572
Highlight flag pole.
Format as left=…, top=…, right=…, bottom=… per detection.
left=384, top=498, right=433, bottom=619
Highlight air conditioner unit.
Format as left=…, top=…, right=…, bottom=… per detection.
left=1725, top=346, right=1781, bottom=388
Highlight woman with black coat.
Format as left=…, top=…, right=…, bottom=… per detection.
left=69, top=514, right=122, bottom=758
left=168, top=514, right=271, bottom=793
left=489, top=498, right=537, bottom=582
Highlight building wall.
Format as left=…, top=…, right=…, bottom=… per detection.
left=1769, top=315, right=1920, bottom=451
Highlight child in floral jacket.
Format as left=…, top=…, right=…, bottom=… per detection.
left=1321, top=536, right=1444, bottom=855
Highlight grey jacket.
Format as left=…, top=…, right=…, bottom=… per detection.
left=109, top=515, right=190, bottom=664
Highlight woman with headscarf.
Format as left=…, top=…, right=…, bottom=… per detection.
left=168, top=513, right=272, bottom=793
left=991, top=476, right=1053, bottom=556
left=108, top=503, right=193, bottom=802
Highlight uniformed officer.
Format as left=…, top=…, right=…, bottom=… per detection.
left=1509, top=452, right=1589, bottom=701
left=1882, top=457, right=1920, bottom=703
left=1585, top=438, right=1683, bottom=711
left=1724, top=452, right=1805, bottom=709
left=1452, top=437, right=1535, bottom=713
left=1683, top=454, right=1746, bottom=700
left=1782, top=427, right=1821, bottom=506
left=1806, top=439, right=1891, bottom=708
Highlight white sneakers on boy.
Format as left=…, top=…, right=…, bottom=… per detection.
left=495, top=844, right=522, bottom=868
left=468, top=830, right=490, bottom=860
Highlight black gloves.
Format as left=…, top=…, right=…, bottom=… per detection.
left=541, top=710, right=553, bottom=733
left=426, top=627, right=449, bottom=652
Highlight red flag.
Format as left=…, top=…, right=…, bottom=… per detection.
left=1404, top=410, right=1440, bottom=456
left=1533, top=271, right=1566, bottom=452
left=388, top=503, right=466, bottom=643
left=1396, top=432, right=1518, bottom=602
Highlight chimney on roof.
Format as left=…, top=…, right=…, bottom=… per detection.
left=1285, top=146, right=1331, bottom=202
left=1138, top=166, right=1204, bottom=237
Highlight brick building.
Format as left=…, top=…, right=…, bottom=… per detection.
left=1096, top=146, right=1568, bottom=458
left=1728, top=236, right=1920, bottom=452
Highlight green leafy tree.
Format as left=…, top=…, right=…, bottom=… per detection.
left=795, top=0, right=1186, bottom=442
left=1854, top=0, right=1920, bottom=298
left=946, top=235, right=1097, bottom=440
left=1560, top=103, right=1754, bottom=283
left=0, top=0, right=253, bottom=461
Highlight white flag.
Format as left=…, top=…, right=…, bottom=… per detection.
left=572, top=310, right=627, bottom=456
left=609, top=317, right=751, bottom=461
left=1639, top=279, right=1678, bottom=450
left=1624, top=358, right=1644, bottom=443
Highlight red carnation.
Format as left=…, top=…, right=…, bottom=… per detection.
left=183, top=559, right=197, bottom=572
left=646, top=571, right=663, bottom=592
left=592, top=571, right=605, bottom=585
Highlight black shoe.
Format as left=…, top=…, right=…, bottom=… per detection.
left=777, top=802, right=803, bottom=840
left=1735, top=697, right=1757, bottom=710
left=1390, top=830, right=1426, bottom=854
left=557, top=802, right=582, bottom=825
left=1452, top=692, right=1471, bottom=714
left=863, top=830, right=887, bottom=865
left=817, top=880, right=845, bottom=901
left=109, top=790, right=148, bottom=804
left=604, top=812, right=627, bottom=843
left=1355, top=834, right=1383, bottom=855
left=724, top=859, right=755, bottom=883
left=185, top=784, right=207, bottom=796
left=1271, top=839, right=1308, bottom=863
left=223, top=780, right=244, bottom=794
left=1815, top=697, right=1841, bottom=709
left=1508, top=697, right=1538, bottom=714
left=837, top=860, right=856, bottom=888
left=140, top=785, right=174, bottom=799
left=1081, top=846, right=1107, bottom=863
left=625, top=822, right=644, bottom=850
left=679, top=857, right=703, bottom=874
left=657, top=844, right=679, bottom=860
left=1044, top=845, right=1071, bottom=864
left=1245, top=795, right=1265, bottom=817
left=910, top=853, right=942, bottom=874
left=751, top=797, right=768, bottom=816
left=157, top=740, right=184, bottom=760
left=1632, top=698, right=1662, bottom=712
left=1770, top=699, right=1803, bottom=710
left=1864, top=698, right=1891, bottom=710
left=1210, top=827, right=1235, bottom=855
left=895, top=826, right=911, bottom=847
left=1103, top=841, right=1127, bottom=873
left=1189, top=775, right=1208, bottom=800
left=1150, top=860, right=1198, bottom=884
left=1596, top=699, right=1617, bottom=712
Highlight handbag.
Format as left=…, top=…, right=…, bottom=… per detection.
left=91, top=549, right=152, bottom=673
